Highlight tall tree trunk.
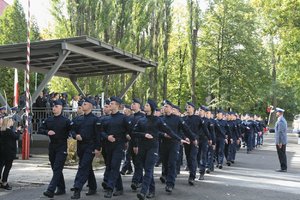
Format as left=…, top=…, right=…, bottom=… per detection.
left=191, top=29, right=197, bottom=104
left=162, top=0, right=172, bottom=100
left=270, top=37, right=279, bottom=124
left=178, top=45, right=187, bottom=107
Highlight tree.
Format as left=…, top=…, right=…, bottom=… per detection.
left=0, top=0, right=41, bottom=105
left=198, top=0, right=271, bottom=113
left=187, top=0, right=201, bottom=104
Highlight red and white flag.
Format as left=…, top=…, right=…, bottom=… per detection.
left=13, top=68, right=19, bottom=107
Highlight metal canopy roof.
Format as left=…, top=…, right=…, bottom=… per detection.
left=0, top=35, right=157, bottom=77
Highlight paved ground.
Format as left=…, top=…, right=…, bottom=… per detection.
left=1, top=133, right=300, bottom=200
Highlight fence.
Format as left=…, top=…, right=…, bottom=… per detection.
left=28, top=107, right=103, bottom=134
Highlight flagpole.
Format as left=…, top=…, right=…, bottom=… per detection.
left=22, top=0, right=31, bottom=160
left=14, top=68, right=19, bottom=107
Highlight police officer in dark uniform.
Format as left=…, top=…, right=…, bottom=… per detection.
left=160, top=100, right=196, bottom=193
left=215, top=110, right=230, bottom=169
left=123, top=98, right=145, bottom=191
left=182, top=102, right=206, bottom=185
left=121, top=99, right=142, bottom=175
left=205, top=109, right=216, bottom=174
left=133, top=99, right=189, bottom=200
left=71, top=98, right=101, bottom=199
left=226, top=112, right=240, bottom=165
left=197, top=105, right=212, bottom=180
left=172, top=105, right=184, bottom=175
left=242, top=114, right=256, bottom=153
left=101, top=96, right=130, bottom=198
left=100, top=99, right=111, bottom=188
left=38, top=100, right=72, bottom=198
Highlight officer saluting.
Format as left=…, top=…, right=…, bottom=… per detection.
left=71, top=98, right=102, bottom=199
left=38, top=100, right=72, bottom=198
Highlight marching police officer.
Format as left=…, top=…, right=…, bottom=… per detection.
left=215, top=110, right=230, bottom=169
left=38, top=100, right=72, bottom=198
left=133, top=99, right=189, bottom=200
left=71, top=98, right=101, bottom=199
left=205, top=109, right=216, bottom=174
left=160, top=100, right=196, bottom=193
left=197, top=105, right=212, bottom=180
left=122, top=98, right=145, bottom=191
left=226, top=112, right=240, bottom=165
left=101, top=96, right=130, bottom=198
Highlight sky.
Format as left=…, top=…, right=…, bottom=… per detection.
left=5, top=0, right=53, bottom=30
left=5, top=0, right=207, bottom=31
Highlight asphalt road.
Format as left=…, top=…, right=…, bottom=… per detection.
left=1, top=133, right=300, bottom=200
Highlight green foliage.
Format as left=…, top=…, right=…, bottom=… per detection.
left=0, top=0, right=41, bottom=106
left=1, top=0, right=300, bottom=118
left=197, top=0, right=271, bottom=114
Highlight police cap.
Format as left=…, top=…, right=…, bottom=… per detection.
left=132, top=98, right=141, bottom=105
left=186, top=102, right=195, bottom=108
left=84, top=97, right=96, bottom=106
left=110, top=96, right=123, bottom=104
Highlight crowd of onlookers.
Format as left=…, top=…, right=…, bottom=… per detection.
left=16, top=91, right=102, bottom=111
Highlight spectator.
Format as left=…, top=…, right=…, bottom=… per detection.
left=71, top=96, right=80, bottom=112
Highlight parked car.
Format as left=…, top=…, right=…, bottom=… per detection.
left=292, top=114, right=300, bottom=133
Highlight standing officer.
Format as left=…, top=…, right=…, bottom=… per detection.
left=38, top=100, right=72, bottom=198
left=101, top=96, right=130, bottom=198
left=274, top=108, right=288, bottom=172
left=71, top=98, right=101, bottom=199
left=160, top=100, right=196, bottom=193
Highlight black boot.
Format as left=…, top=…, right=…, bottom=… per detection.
left=43, top=190, right=54, bottom=198
left=146, top=192, right=155, bottom=198
left=71, top=189, right=80, bottom=199
left=113, top=190, right=124, bottom=196
left=159, top=176, right=166, bottom=184
left=165, top=185, right=173, bottom=193
left=131, top=182, right=138, bottom=191
left=86, top=189, right=96, bottom=196
left=198, top=173, right=204, bottom=180
left=54, top=190, right=66, bottom=195
left=137, top=192, right=146, bottom=200
left=104, top=189, right=113, bottom=198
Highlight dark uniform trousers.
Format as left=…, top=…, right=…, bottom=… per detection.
left=47, top=143, right=68, bottom=192
left=161, top=141, right=180, bottom=188
left=276, top=144, right=287, bottom=170
left=104, top=141, right=125, bottom=191
left=184, top=142, right=198, bottom=180
left=136, top=142, right=158, bottom=195
left=206, top=145, right=214, bottom=171
left=73, top=143, right=96, bottom=191
left=245, top=132, right=253, bottom=152
left=228, top=139, right=237, bottom=162
left=215, top=138, right=225, bottom=165
left=176, top=145, right=183, bottom=174
left=121, top=141, right=134, bottom=173
left=197, top=139, right=208, bottom=174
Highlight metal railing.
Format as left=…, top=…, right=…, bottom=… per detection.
left=28, top=107, right=103, bottom=134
